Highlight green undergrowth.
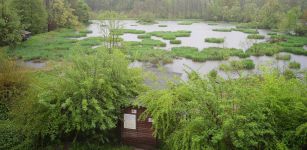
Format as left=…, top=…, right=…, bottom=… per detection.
left=172, top=47, right=248, bottom=62
left=220, top=59, right=255, bottom=71
left=247, top=34, right=265, bottom=39
left=205, top=38, right=224, bottom=43
left=6, top=29, right=105, bottom=61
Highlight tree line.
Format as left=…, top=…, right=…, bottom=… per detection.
left=0, top=0, right=90, bottom=46
left=86, top=0, right=307, bottom=30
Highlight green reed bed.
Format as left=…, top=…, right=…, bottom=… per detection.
left=205, top=38, right=224, bottom=43
left=289, top=61, right=301, bottom=69
left=178, top=21, right=198, bottom=25
left=233, top=28, right=259, bottom=34
left=170, top=40, right=181, bottom=44
left=111, top=29, right=146, bottom=35
left=220, top=59, right=255, bottom=71
left=172, top=47, right=248, bottom=62
left=148, top=30, right=191, bottom=40
left=212, top=28, right=232, bottom=32
left=275, top=54, right=291, bottom=60
left=122, top=41, right=173, bottom=64
left=247, top=34, right=265, bottom=39
left=5, top=29, right=107, bottom=61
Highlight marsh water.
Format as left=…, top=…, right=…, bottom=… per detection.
left=86, top=20, right=307, bottom=80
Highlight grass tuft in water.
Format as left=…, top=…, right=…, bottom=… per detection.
left=247, top=34, right=265, bottom=39
left=289, top=61, right=301, bottom=69
left=205, top=38, right=224, bottom=43
left=275, top=54, right=291, bottom=60
left=170, top=40, right=181, bottom=44
left=220, top=59, right=255, bottom=71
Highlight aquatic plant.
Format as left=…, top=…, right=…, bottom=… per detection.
left=233, top=28, right=259, bottom=34
left=205, top=38, right=224, bottom=43
left=170, top=40, right=181, bottom=44
left=275, top=54, right=291, bottom=60
left=289, top=61, right=301, bottom=69
left=247, top=34, right=265, bottom=39
left=172, top=47, right=248, bottom=62
left=212, top=28, right=232, bottom=32
left=220, top=59, right=255, bottom=71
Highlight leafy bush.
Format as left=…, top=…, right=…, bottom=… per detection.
left=170, top=40, right=181, bottom=44
left=19, top=49, right=145, bottom=146
left=205, top=38, right=224, bottom=43
left=275, top=54, right=291, bottom=60
left=289, top=61, right=301, bottom=69
left=138, top=71, right=307, bottom=149
left=247, top=34, right=265, bottom=39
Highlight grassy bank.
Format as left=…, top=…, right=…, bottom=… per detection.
left=5, top=29, right=104, bottom=61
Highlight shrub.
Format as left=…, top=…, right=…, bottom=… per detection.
left=205, top=38, right=224, bottom=43
left=275, top=54, right=291, bottom=60
left=213, top=28, right=232, bottom=32
left=170, top=40, right=181, bottom=44
left=247, top=34, right=265, bottom=39
left=289, top=61, right=301, bottom=69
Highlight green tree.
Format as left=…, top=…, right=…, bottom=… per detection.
left=69, top=0, right=90, bottom=23
left=0, top=0, right=22, bottom=46
left=11, top=0, right=48, bottom=34
left=279, top=7, right=302, bottom=34
left=48, top=0, right=79, bottom=30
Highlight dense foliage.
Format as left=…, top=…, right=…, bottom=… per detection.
left=8, top=48, right=144, bottom=148
left=138, top=71, right=307, bottom=149
left=0, top=0, right=90, bottom=46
